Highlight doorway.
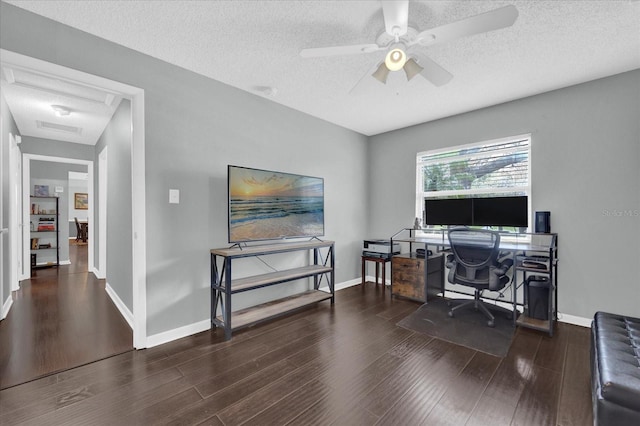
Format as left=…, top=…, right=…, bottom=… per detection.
left=0, top=49, right=147, bottom=348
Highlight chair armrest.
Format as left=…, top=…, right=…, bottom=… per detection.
left=445, top=254, right=455, bottom=269
left=500, top=258, right=514, bottom=269
left=491, top=258, right=514, bottom=277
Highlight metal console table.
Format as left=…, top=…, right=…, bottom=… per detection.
left=210, top=240, right=335, bottom=340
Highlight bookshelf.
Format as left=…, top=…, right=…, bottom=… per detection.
left=30, top=196, right=60, bottom=268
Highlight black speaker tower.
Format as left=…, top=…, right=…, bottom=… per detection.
left=535, top=211, right=550, bottom=233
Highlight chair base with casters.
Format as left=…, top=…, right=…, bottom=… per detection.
left=447, top=288, right=511, bottom=328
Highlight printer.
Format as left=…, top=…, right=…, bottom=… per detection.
left=362, top=239, right=401, bottom=258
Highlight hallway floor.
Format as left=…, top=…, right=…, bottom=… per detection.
left=0, top=241, right=133, bottom=390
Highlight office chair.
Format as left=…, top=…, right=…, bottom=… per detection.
left=446, top=227, right=514, bottom=327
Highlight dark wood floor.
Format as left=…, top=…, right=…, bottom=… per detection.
left=0, top=282, right=592, bottom=426
left=0, top=241, right=133, bottom=390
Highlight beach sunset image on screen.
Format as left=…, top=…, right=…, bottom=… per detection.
left=228, top=166, right=324, bottom=242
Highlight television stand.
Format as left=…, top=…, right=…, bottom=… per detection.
left=210, top=240, right=335, bottom=340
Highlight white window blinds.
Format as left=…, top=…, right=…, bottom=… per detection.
left=417, top=135, right=530, bottom=199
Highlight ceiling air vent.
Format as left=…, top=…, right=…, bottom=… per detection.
left=36, top=120, right=82, bottom=135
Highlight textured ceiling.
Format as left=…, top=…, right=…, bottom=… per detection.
left=5, top=0, right=640, bottom=136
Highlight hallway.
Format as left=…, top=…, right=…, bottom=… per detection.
left=0, top=241, right=133, bottom=390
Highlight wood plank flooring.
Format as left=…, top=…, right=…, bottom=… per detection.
left=0, top=282, right=592, bottom=425
left=0, top=242, right=133, bottom=390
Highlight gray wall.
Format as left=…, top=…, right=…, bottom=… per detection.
left=95, top=99, right=132, bottom=310
left=20, top=137, right=95, bottom=161
left=1, top=92, right=20, bottom=313
left=0, top=2, right=369, bottom=336
left=369, top=70, right=640, bottom=319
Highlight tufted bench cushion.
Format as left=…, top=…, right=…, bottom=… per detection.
left=591, top=311, right=640, bottom=425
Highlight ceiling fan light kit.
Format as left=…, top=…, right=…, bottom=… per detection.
left=384, top=47, right=407, bottom=71
left=403, top=58, right=423, bottom=81
left=300, top=1, right=519, bottom=91
left=372, top=62, right=391, bottom=84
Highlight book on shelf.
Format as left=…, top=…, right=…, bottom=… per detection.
left=37, top=224, right=55, bottom=231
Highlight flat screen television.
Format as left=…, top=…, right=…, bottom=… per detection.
left=227, top=165, right=325, bottom=243
left=472, top=196, right=528, bottom=227
left=424, top=198, right=474, bottom=226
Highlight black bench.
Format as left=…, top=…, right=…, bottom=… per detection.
left=591, top=311, right=640, bottom=425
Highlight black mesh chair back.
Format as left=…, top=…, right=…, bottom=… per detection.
left=448, top=228, right=501, bottom=289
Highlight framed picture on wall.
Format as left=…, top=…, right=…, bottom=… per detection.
left=75, top=193, right=88, bottom=210
left=34, top=185, right=49, bottom=197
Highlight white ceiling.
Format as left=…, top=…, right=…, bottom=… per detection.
left=4, top=0, right=640, bottom=136
left=0, top=63, right=123, bottom=145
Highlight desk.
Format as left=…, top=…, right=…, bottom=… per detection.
left=391, top=228, right=558, bottom=335
left=361, top=255, right=389, bottom=286
left=396, top=232, right=552, bottom=252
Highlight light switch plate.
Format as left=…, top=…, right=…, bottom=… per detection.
left=169, top=189, right=180, bottom=204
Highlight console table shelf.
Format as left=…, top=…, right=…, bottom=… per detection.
left=210, top=240, right=335, bottom=340
left=213, top=290, right=332, bottom=331
left=226, top=265, right=334, bottom=293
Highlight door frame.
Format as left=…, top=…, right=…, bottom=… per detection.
left=23, top=154, right=94, bottom=273
left=97, top=146, right=108, bottom=279
left=3, top=49, right=148, bottom=348
left=0, top=115, right=4, bottom=319
left=9, top=133, right=21, bottom=289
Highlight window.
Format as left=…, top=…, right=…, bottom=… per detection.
left=416, top=134, right=531, bottom=230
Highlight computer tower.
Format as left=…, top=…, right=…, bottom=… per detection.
left=526, top=276, right=550, bottom=320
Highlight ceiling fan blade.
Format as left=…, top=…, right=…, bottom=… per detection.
left=382, top=0, right=409, bottom=37
left=349, top=60, right=386, bottom=94
left=414, top=5, right=518, bottom=47
left=412, top=54, right=453, bottom=86
left=300, top=43, right=382, bottom=58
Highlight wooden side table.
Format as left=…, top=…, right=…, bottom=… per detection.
left=361, top=255, right=390, bottom=286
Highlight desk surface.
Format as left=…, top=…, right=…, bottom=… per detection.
left=393, top=231, right=556, bottom=252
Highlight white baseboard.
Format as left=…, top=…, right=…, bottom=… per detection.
left=132, top=275, right=593, bottom=350
left=442, top=290, right=591, bottom=328
left=146, top=319, right=211, bottom=348
left=91, top=267, right=105, bottom=279
left=1, top=296, right=13, bottom=320
left=148, top=278, right=360, bottom=349
left=319, top=277, right=363, bottom=293
left=105, top=282, right=134, bottom=330
left=558, top=313, right=591, bottom=328
left=365, top=275, right=390, bottom=286
left=59, top=260, right=71, bottom=265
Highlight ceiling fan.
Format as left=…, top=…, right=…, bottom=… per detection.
left=300, top=1, right=518, bottom=89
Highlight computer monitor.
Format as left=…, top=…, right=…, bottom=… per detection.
left=424, top=198, right=473, bottom=226
left=472, top=196, right=528, bottom=227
